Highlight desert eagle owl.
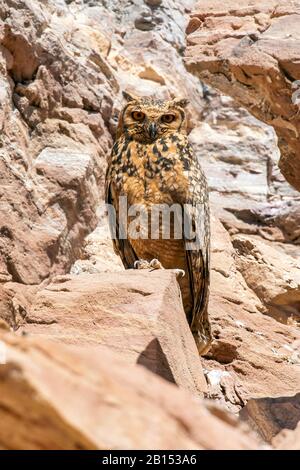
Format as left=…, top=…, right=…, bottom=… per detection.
left=105, top=92, right=212, bottom=355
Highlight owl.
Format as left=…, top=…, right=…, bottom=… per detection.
left=105, top=92, right=212, bottom=355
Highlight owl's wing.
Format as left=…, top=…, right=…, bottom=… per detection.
left=105, top=169, right=138, bottom=269
left=181, top=144, right=211, bottom=352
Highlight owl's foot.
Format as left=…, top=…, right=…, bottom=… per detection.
left=149, top=258, right=164, bottom=270
left=134, top=260, right=184, bottom=278
left=174, top=269, right=185, bottom=279
left=134, top=258, right=164, bottom=270
left=134, top=259, right=151, bottom=270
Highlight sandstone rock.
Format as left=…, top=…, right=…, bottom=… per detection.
left=0, top=281, right=39, bottom=330
left=0, top=144, right=102, bottom=284
left=0, top=0, right=116, bottom=284
left=189, top=87, right=300, bottom=260
left=16, top=270, right=207, bottom=395
left=135, top=10, right=156, bottom=31
left=185, top=0, right=300, bottom=191
left=254, top=200, right=300, bottom=245
left=0, top=285, right=15, bottom=329
left=100, top=0, right=204, bottom=115
left=145, top=0, right=163, bottom=7
left=71, top=222, right=124, bottom=274
left=232, top=234, right=300, bottom=324
left=0, top=332, right=259, bottom=450
left=202, top=217, right=300, bottom=413
left=273, top=421, right=300, bottom=450
left=186, top=17, right=202, bottom=35
left=240, top=393, right=300, bottom=443
left=188, top=75, right=300, bottom=329
left=35, top=148, right=93, bottom=186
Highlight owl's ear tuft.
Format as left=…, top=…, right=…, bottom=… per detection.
left=122, top=90, right=138, bottom=102
left=172, top=98, right=189, bottom=108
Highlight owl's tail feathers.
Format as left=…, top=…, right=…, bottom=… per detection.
left=193, top=329, right=212, bottom=356
left=192, top=308, right=213, bottom=356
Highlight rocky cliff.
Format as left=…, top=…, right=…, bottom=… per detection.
left=0, top=0, right=299, bottom=450
left=185, top=0, right=300, bottom=191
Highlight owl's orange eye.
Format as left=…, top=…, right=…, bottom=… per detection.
left=131, top=111, right=145, bottom=121
left=161, top=114, right=175, bottom=123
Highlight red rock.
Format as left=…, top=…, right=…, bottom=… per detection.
left=186, top=17, right=202, bottom=35
left=16, top=270, right=207, bottom=395
left=202, top=217, right=300, bottom=413
left=232, top=234, right=300, bottom=324
left=0, top=0, right=115, bottom=284
left=273, top=422, right=300, bottom=450
left=185, top=0, right=300, bottom=191
left=0, top=332, right=259, bottom=450
left=240, top=394, right=300, bottom=443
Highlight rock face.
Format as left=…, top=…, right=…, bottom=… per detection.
left=185, top=0, right=300, bottom=191
left=0, top=0, right=116, bottom=284
left=274, top=421, right=300, bottom=450
left=202, top=217, right=300, bottom=413
left=14, top=270, right=207, bottom=395
left=232, top=234, right=300, bottom=324
left=0, top=332, right=260, bottom=450
left=188, top=88, right=300, bottom=328
left=241, top=393, right=300, bottom=443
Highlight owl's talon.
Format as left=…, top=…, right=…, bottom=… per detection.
left=134, top=259, right=151, bottom=270
left=134, top=259, right=164, bottom=271
left=174, top=269, right=185, bottom=279
left=149, top=258, right=164, bottom=270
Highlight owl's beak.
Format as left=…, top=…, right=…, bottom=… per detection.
left=147, top=122, right=158, bottom=140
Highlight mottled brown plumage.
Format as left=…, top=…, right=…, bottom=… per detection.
left=105, top=93, right=212, bottom=354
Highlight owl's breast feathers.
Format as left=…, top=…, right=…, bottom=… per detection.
left=107, top=132, right=199, bottom=206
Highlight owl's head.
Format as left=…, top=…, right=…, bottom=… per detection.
left=117, top=92, right=189, bottom=142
